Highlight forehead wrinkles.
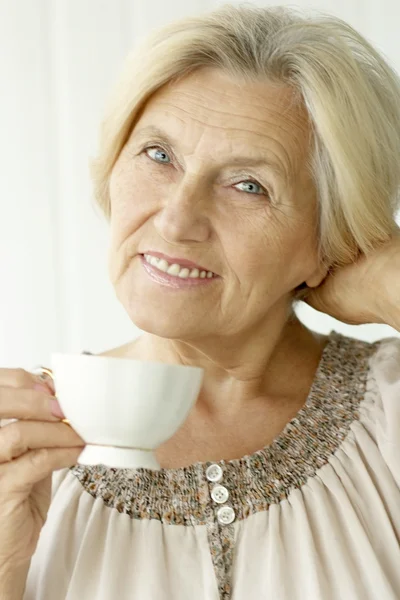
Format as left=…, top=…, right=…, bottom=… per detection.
left=144, top=85, right=310, bottom=178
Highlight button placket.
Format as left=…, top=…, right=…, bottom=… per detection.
left=211, top=484, right=229, bottom=504
left=217, top=506, right=235, bottom=525
left=204, top=463, right=236, bottom=598
left=206, top=463, right=223, bottom=483
left=206, top=464, right=236, bottom=526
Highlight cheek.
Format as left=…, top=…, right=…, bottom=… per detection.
left=110, top=154, right=140, bottom=212
left=107, top=184, right=131, bottom=283
left=110, top=158, right=160, bottom=229
left=280, top=229, right=320, bottom=284
left=108, top=164, right=155, bottom=285
left=109, top=168, right=141, bottom=242
left=222, top=225, right=286, bottom=284
left=232, top=219, right=318, bottom=288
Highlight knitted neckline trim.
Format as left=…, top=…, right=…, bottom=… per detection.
left=71, top=330, right=378, bottom=524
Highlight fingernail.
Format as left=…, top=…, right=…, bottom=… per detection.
left=50, top=398, right=65, bottom=419
left=34, top=383, right=52, bottom=395
left=34, top=374, right=55, bottom=393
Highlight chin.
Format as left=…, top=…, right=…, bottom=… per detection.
left=123, top=304, right=202, bottom=340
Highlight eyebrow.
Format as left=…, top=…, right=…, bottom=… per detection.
left=130, top=125, right=287, bottom=182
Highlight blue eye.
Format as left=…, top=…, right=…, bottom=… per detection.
left=143, top=146, right=269, bottom=198
left=234, top=180, right=267, bottom=196
left=145, top=146, right=171, bottom=163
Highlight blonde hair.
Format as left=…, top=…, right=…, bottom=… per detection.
left=90, top=3, right=400, bottom=300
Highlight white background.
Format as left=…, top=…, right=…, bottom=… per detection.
left=0, top=0, right=399, bottom=370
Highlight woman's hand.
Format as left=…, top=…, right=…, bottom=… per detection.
left=303, top=234, right=400, bottom=327
left=0, top=368, right=85, bottom=592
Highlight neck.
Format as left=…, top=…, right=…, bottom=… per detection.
left=134, top=307, right=326, bottom=419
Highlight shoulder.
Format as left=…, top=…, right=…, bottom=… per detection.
left=367, top=335, right=400, bottom=423
left=369, top=335, right=400, bottom=376
left=365, top=334, right=400, bottom=484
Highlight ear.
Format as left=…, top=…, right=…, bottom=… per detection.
left=305, top=263, right=329, bottom=288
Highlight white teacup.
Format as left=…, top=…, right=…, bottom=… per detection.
left=50, top=353, right=204, bottom=470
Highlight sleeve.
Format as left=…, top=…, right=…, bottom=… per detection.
left=369, top=336, right=400, bottom=485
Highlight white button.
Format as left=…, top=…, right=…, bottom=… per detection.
left=211, top=484, right=229, bottom=504
left=206, top=464, right=223, bottom=483
left=217, top=506, right=235, bottom=525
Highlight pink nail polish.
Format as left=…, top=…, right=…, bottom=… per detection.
left=34, top=383, right=52, bottom=395
left=50, top=398, right=65, bottom=419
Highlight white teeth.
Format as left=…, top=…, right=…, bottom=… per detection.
left=149, top=256, right=159, bottom=267
left=144, top=254, right=215, bottom=280
left=156, top=258, right=169, bottom=272
left=178, top=268, right=190, bottom=278
left=166, top=263, right=181, bottom=276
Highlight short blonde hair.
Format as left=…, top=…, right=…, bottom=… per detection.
left=90, top=3, right=400, bottom=300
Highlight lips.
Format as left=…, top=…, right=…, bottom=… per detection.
left=141, top=251, right=211, bottom=274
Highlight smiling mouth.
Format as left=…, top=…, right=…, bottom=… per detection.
left=141, top=254, right=217, bottom=280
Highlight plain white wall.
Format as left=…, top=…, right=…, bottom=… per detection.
left=0, top=0, right=399, bottom=371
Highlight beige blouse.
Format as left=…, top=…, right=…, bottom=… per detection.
left=23, top=330, right=400, bottom=600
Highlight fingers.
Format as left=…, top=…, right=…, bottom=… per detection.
left=0, top=420, right=85, bottom=462
left=0, top=368, right=60, bottom=423
left=0, top=367, right=85, bottom=495
left=0, top=368, right=41, bottom=389
left=0, top=367, right=55, bottom=397
left=0, top=446, right=84, bottom=494
left=34, top=372, right=55, bottom=396
left=0, top=386, right=61, bottom=423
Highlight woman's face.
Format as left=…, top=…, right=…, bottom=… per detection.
left=108, top=67, right=326, bottom=339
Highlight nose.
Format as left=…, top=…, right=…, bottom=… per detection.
left=153, top=178, right=211, bottom=244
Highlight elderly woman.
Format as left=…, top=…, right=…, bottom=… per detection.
left=1, top=4, right=400, bottom=600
